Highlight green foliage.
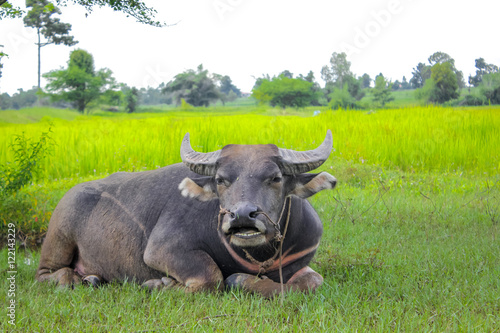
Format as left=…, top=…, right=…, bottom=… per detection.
left=429, top=62, right=460, bottom=103
left=462, top=93, right=487, bottom=106
left=23, top=0, right=78, bottom=88
left=125, top=87, right=139, bottom=113
left=0, top=47, right=4, bottom=79
left=44, top=49, right=116, bottom=113
left=414, top=77, right=436, bottom=103
left=55, top=0, right=165, bottom=27
left=360, top=73, right=371, bottom=88
left=163, top=65, right=220, bottom=107
left=252, top=75, right=319, bottom=108
left=372, top=74, right=394, bottom=107
left=410, top=62, right=431, bottom=88
left=321, top=52, right=353, bottom=88
left=415, top=63, right=459, bottom=104
left=0, top=126, right=54, bottom=197
left=138, top=83, right=172, bottom=105
left=23, top=0, right=77, bottom=47
left=0, top=87, right=40, bottom=110
left=469, top=58, right=499, bottom=87
left=0, top=1, right=24, bottom=19
left=328, top=84, right=356, bottom=109
left=480, top=72, right=500, bottom=104
left=428, top=51, right=465, bottom=88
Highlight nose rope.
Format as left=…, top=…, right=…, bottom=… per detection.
left=218, top=196, right=292, bottom=279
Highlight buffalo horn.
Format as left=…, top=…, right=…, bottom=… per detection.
left=278, top=130, right=333, bottom=174
left=180, top=133, right=221, bottom=176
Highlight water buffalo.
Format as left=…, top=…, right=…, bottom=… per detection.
left=36, top=131, right=337, bottom=297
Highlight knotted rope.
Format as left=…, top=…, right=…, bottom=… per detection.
left=218, top=196, right=292, bottom=299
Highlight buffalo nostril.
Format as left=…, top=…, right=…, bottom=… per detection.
left=230, top=203, right=260, bottom=221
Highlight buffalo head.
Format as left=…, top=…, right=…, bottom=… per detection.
left=178, top=131, right=337, bottom=248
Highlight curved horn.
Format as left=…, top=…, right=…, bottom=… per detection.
left=180, top=133, right=221, bottom=176
left=279, top=130, right=333, bottom=174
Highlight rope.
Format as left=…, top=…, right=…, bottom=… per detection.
left=218, top=196, right=292, bottom=301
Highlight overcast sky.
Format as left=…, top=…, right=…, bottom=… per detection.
left=1, top=0, right=499, bottom=95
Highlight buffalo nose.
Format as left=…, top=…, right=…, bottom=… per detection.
left=231, top=203, right=259, bottom=222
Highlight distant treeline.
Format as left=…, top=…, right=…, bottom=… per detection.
left=1, top=51, right=499, bottom=112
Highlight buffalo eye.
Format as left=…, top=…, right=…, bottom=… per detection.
left=272, top=176, right=282, bottom=183
left=215, top=177, right=229, bottom=186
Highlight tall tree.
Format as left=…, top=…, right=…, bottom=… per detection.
left=321, top=52, right=353, bottom=89
left=23, top=0, right=78, bottom=89
left=163, top=65, right=220, bottom=107
left=428, top=51, right=465, bottom=88
left=372, top=74, right=394, bottom=107
left=416, top=62, right=459, bottom=104
left=469, top=58, right=499, bottom=87
left=212, top=74, right=241, bottom=105
left=410, top=62, right=431, bottom=88
left=44, top=49, right=116, bottom=113
left=430, top=62, right=459, bottom=103
left=361, top=73, right=371, bottom=88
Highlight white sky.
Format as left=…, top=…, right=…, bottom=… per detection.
left=1, top=0, right=499, bottom=95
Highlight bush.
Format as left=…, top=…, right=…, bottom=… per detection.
left=462, top=94, right=487, bottom=106
left=480, top=72, right=500, bottom=104
left=328, top=84, right=357, bottom=109
left=0, top=127, right=54, bottom=197
left=252, top=76, right=319, bottom=108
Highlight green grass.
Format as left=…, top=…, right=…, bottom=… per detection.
left=0, top=107, right=81, bottom=124
left=1, top=106, right=499, bottom=331
left=1, top=105, right=498, bottom=183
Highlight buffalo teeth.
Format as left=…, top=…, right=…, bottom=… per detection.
left=235, top=232, right=261, bottom=238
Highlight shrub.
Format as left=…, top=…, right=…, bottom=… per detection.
left=0, top=127, right=54, bottom=197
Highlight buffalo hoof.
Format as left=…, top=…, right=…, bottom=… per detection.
left=142, top=277, right=178, bottom=290
left=225, top=273, right=267, bottom=289
left=82, top=275, right=102, bottom=287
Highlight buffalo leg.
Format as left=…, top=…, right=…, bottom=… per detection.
left=36, top=217, right=82, bottom=287
left=144, top=248, right=224, bottom=293
left=225, top=266, right=323, bottom=298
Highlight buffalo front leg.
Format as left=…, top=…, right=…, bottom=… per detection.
left=36, top=229, right=81, bottom=287
left=143, top=248, right=224, bottom=293
left=225, top=266, right=323, bottom=298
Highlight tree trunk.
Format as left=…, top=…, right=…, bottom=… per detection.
left=37, top=27, right=41, bottom=90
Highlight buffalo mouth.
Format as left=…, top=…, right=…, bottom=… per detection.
left=224, top=222, right=268, bottom=247
left=228, top=227, right=264, bottom=239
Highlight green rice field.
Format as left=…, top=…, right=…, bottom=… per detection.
left=1, top=105, right=499, bottom=332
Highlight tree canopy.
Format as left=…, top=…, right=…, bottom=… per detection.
left=163, top=65, right=221, bottom=107
left=44, top=49, right=116, bottom=112
left=1, top=0, right=165, bottom=26
left=24, top=0, right=78, bottom=89
left=252, top=75, right=319, bottom=108
left=469, top=58, right=499, bottom=87
left=372, top=74, right=394, bottom=107
left=321, top=52, right=353, bottom=89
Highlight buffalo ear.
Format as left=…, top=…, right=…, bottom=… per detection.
left=289, top=172, right=337, bottom=199
left=178, top=177, right=217, bottom=202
